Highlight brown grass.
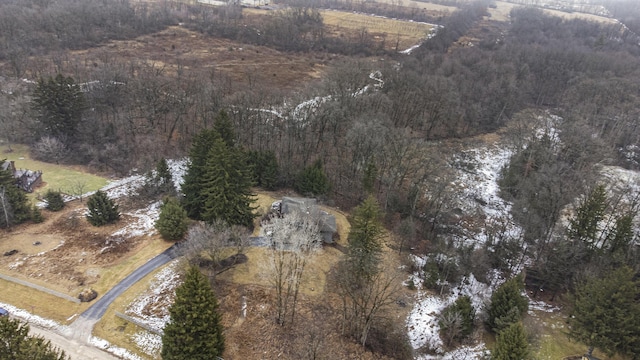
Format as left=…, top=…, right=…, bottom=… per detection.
left=489, top=1, right=618, bottom=24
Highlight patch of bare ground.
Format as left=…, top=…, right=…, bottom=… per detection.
left=0, top=198, right=171, bottom=311
left=51, top=25, right=329, bottom=92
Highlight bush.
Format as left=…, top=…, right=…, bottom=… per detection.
left=439, top=295, right=475, bottom=347
left=86, top=190, right=119, bottom=226
left=31, top=205, right=44, bottom=223
left=155, top=198, right=189, bottom=241
left=44, top=189, right=65, bottom=211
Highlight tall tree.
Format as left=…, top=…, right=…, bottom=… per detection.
left=486, top=274, right=528, bottom=333
left=346, top=196, right=385, bottom=281
left=200, top=137, right=256, bottom=228
left=213, top=110, right=235, bottom=148
left=181, top=129, right=220, bottom=220
left=493, top=322, right=530, bottom=360
left=568, top=184, right=608, bottom=250
left=161, top=266, right=225, bottom=360
left=0, top=160, right=31, bottom=228
left=0, top=317, right=68, bottom=360
left=86, top=190, right=120, bottom=226
left=569, top=266, right=640, bottom=358
left=31, top=74, right=86, bottom=144
left=333, top=196, right=398, bottom=346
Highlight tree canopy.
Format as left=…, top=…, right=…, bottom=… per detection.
left=569, top=266, right=640, bottom=358
left=155, top=198, right=189, bottom=241
left=0, top=317, right=69, bottom=360
left=486, top=274, right=529, bottom=333
left=86, top=190, right=120, bottom=226
left=162, top=266, right=225, bottom=360
left=32, top=74, right=86, bottom=143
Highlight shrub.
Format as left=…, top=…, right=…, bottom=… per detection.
left=439, top=295, right=475, bottom=347
left=486, top=274, right=528, bottom=333
left=295, top=159, right=330, bottom=196
left=86, top=190, right=119, bottom=226
left=155, top=198, right=189, bottom=241
left=44, top=189, right=65, bottom=211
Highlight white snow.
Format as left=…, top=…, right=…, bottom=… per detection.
left=90, top=336, right=145, bottom=360
left=407, top=273, right=496, bottom=355
left=126, top=262, right=180, bottom=333
left=112, top=201, right=161, bottom=238
left=0, top=302, right=69, bottom=332
left=132, top=331, right=163, bottom=355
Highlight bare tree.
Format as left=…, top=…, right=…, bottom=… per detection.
left=70, top=180, right=87, bottom=203
left=263, top=210, right=322, bottom=326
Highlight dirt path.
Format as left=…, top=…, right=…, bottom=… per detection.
left=29, top=325, right=120, bottom=360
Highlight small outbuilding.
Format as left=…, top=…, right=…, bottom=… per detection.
left=278, top=197, right=337, bottom=244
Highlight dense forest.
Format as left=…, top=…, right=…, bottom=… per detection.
left=1, top=0, right=640, bottom=358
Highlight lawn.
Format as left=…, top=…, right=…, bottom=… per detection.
left=0, top=143, right=108, bottom=200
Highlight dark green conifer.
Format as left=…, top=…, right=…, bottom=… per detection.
left=161, top=266, right=225, bottom=360
left=181, top=129, right=220, bottom=220
left=295, top=159, right=330, bottom=196
left=486, top=274, right=528, bottom=333
left=155, top=198, right=189, bottom=241
left=44, top=189, right=65, bottom=212
left=86, top=190, right=120, bottom=226
left=493, top=322, right=530, bottom=360
left=200, top=138, right=256, bottom=228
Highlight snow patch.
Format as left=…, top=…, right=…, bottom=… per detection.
left=0, top=302, right=68, bottom=332
left=90, top=337, right=145, bottom=360
left=112, top=201, right=162, bottom=238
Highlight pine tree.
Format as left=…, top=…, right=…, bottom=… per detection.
left=362, top=161, right=377, bottom=195
left=486, top=274, right=528, bottom=333
left=161, top=266, right=225, bottom=360
left=0, top=160, right=31, bottom=228
left=181, top=129, right=220, bottom=220
left=86, top=190, right=120, bottom=226
left=200, top=138, right=256, bottom=228
left=31, top=74, right=86, bottom=143
left=569, top=266, right=640, bottom=358
left=31, top=205, right=45, bottom=223
left=439, top=295, right=475, bottom=345
left=568, top=184, right=608, bottom=250
left=247, top=150, right=279, bottom=190
left=156, top=158, right=174, bottom=188
left=493, top=322, right=530, bottom=360
left=346, top=196, right=385, bottom=281
left=0, top=317, right=69, bottom=360
left=44, top=189, right=65, bottom=211
left=295, top=159, right=330, bottom=196
left=156, top=198, right=189, bottom=241
left=213, top=110, right=235, bottom=148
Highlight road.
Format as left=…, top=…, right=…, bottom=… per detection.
left=20, top=244, right=180, bottom=359
left=29, top=325, right=120, bottom=360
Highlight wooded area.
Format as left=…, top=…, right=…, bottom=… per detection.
left=2, top=0, right=640, bottom=358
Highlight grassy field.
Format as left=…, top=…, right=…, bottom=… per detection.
left=0, top=143, right=108, bottom=200
left=489, top=1, right=619, bottom=24
left=243, top=8, right=433, bottom=51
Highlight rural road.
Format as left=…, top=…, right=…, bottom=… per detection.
left=16, top=244, right=181, bottom=359
left=29, top=325, right=120, bottom=360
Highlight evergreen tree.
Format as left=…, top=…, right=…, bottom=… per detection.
left=156, top=158, right=174, bottom=189
left=200, top=138, right=256, bottom=228
left=569, top=266, right=640, bottom=358
left=44, top=189, right=65, bottom=211
left=156, top=198, right=189, bottom=241
left=86, top=190, right=120, bottom=226
left=295, top=159, right=330, bottom=196
left=247, top=150, right=279, bottom=190
left=181, top=129, right=220, bottom=220
left=213, top=110, right=235, bottom=148
left=486, top=274, right=528, bottom=333
left=493, top=322, right=530, bottom=360
left=362, top=161, right=377, bottom=195
left=31, top=74, right=86, bottom=143
left=346, top=196, right=385, bottom=280
left=568, top=184, right=608, bottom=250
left=0, top=160, right=31, bottom=228
left=439, top=295, right=475, bottom=345
left=161, top=266, right=225, bottom=360
left=0, top=317, right=69, bottom=360
left=31, top=205, right=44, bottom=223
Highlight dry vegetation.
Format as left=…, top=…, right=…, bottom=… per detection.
left=0, top=198, right=172, bottom=324
left=488, top=1, right=618, bottom=23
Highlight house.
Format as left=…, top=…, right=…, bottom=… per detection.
left=1, top=160, right=43, bottom=193
left=278, top=197, right=337, bottom=244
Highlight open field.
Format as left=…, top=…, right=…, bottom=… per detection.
left=0, top=143, right=108, bottom=201
left=321, top=9, right=434, bottom=50
left=372, top=0, right=457, bottom=13
left=489, top=1, right=619, bottom=24
left=61, top=26, right=326, bottom=92
left=243, top=8, right=434, bottom=51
